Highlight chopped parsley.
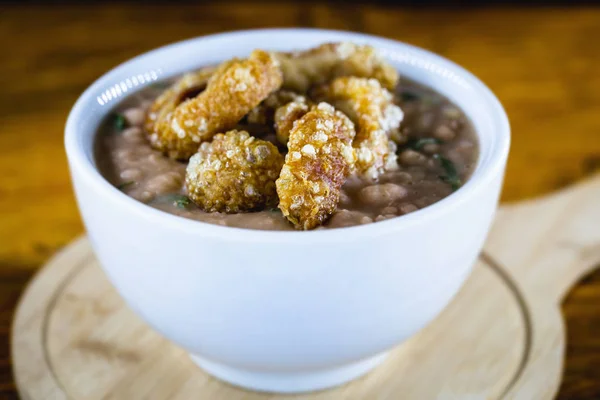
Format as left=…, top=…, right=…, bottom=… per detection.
left=171, top=195, right=192, bottom=209
left=404, top=137, right=442, bottom=151
left=152, top=194, right=194, bottom=209
left=117, top=181, right=135, bottom=190
left=400, top=90, right=420, bottom=102
left=434, top=154, right=461, bottom=191
left=114, top=113, right=127, bottom=131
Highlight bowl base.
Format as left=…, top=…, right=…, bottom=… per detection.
left=189, top=352, right=388, bottom=394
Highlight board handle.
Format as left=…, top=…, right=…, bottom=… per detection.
left=483, top=175, right=600, bottom=399
left=484, top=174, right=600, bottom=303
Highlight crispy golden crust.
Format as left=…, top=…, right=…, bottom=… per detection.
left=185, top=130, right=284, bottom=213
left=275, top=42, right=399, bottom=93
left=317, top=77, right=403, bottom=179
left=274, top=97, right=310, bottom=145
left=145, top=67, right=215, bottom=145
left=276, top=103, right=356, bottom=230
left=148, top=50, right=283, bottom=160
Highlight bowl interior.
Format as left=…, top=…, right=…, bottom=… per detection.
left=65, top=28, right=509, bottom=238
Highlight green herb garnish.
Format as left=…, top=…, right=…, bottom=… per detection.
left=172, top=195, right=192, bottom=209
left=114, top=113, right=127, bottom=131
left=434, top=154, right=461, bottom=191
left=152, top=194, right=194, bottom=209
left=117, top=181, right=135, bottom=190
left=405, top=137, right=442, bottom=151
left=400, top=90, right=420, bottom=102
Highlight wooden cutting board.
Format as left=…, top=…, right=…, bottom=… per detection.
left=12, top=175, right=600, bottom=400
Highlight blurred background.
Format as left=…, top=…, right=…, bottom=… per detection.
left=1, top=1, right=599, bottom=398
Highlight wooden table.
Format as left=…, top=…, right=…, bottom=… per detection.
left=1, top=3, right=599, bottom=398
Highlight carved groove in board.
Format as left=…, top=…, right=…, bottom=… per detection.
left=50, top=255, right=519, bottom=398
left=13, top=238, right=527, bottom=400
left=480, top=252, right=533, bottom=399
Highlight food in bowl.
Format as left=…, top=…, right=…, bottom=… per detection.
left=96, top=41, right=478, bottom=231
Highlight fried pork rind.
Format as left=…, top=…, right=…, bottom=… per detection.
left=276, top=103, right=356, bottom=230
left=185, top=130, right=284, bottom=213
left=274, top=97, right=310, bottom=145
left=145, top=67, right=215, bottom=146
left=275, top=42, right=399, bottom=93
left=148, top=50, right=283, bottom=160
left=317, top=77, right=403, bottom=179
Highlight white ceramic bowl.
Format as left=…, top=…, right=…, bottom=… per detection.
left=65, top=29, right=510, bottom=393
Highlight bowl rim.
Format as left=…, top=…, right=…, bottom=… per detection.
left=65, top=28, right=510, bottom=243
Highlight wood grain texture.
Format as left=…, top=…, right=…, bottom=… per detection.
left=1, top=3, right=599, bottom=398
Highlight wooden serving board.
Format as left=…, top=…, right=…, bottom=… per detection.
left=12, top=175, right=600, bottom=400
